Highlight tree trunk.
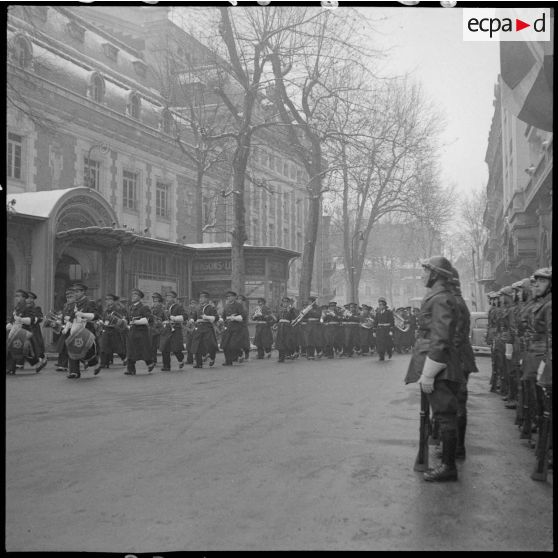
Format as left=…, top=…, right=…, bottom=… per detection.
left=230, top=142, right=249, bottom=295
left=196, top=163, right=204, bottom=243
left=298, top=174, right=321, bottom=303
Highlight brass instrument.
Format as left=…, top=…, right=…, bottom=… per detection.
left=291, top=303, right=314, bottom=327
left=251, top=306, right=263, bottom=320
left=361, top=317, right=375, bottom=329
left=394, top=308, right=410, bottom=333
left=44, top=310, right=64, bottom=334
left=342, top=308, right=353, bottom=320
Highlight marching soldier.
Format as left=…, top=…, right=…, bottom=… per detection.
left=150, top=293, right=165, bottom=366
left=54, top=288, right=75, bottom=372
left=252, top=297, right=275, bottom=359
left=65, top=283, right=100, bottom=379
left=190, top=291, right=219, bottom=369
left=25, top=291, right=48, bottom=371
left=301, top=296, right=322, bottom=360
left=374, top=297, right=394, bottom=361
left=94, top=294, right=127, bottom=374
left=219, top=291, right=247, bottom=366
left=321, top=301, right=341, bottom=359
left=6, top=289, right=46, bottom=374
left=160, top=291, right=186, bottom=371
left=405, top=256, right=463, bottom=482
left=125, top=288, right=155, bottom=376
left=236, top=294, right=252, bottom=362
left=184, top=299, right=199, bottom=365
left=341, top=302, right=360, bottom=357
left=276, top=297, right=297, bottom=363
left=358, top=304, right=375, bottom=356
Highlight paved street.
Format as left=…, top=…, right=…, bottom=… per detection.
left=5, top=352, right=553, bottom=552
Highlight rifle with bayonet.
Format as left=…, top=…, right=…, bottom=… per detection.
left=414, top=391, right=430, bottom=472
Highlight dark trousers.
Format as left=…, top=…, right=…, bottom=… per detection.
left=151, top=333, right=160, bottom=363
left=162, top=350, right=184, bottom=369
left=127, top=357, right=153, bottom=373
left=427, top=379, right=461, bottom=434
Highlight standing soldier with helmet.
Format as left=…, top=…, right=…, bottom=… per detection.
left=497, top=286, right=517, bottom=404
left=531, top=267, right=551, bottom=481
left=486, top=292, right=500, bottom=392
left=447, top=267, right=478, bottom=460
left=405, top=256, right=463, bottom=482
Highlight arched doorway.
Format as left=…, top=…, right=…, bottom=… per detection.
left=53, top=254, right=83, bottom=311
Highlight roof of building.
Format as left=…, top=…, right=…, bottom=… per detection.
left=8, top=189, right=72, bottom=219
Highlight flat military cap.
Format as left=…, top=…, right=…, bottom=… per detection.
left=328, top=301, right=337, bottom=306
left=71, top=283, right=88, bottom=292
left=225, top=290, right=237, bottom=297
left=281, top=296, right=291, bottom=302
left=166, top=290, right=178, bottom=298
left=27, top=291, right=37, bottom=299
left=131, top=288, right=144, bottom=298
left=105, top=293, right=119, bottom=301
left=152, top=292, right=163, bottom=301
left=378, top=297, right=387, bottom=303
left=16, top=289, right=29, bottom=297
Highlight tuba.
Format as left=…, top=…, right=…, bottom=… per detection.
left=291, top=303, right=314, bottom=327
left=394, top=308, right=410, bottom=332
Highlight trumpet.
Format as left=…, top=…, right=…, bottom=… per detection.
left=44, top=310, right=64, bottom=334
left=361, top=317, right=375, bottom=329
left=394, top=309, right=410, bottom=332
left=251, top=306, right=263, bottom=320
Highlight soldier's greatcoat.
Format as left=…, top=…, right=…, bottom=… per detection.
left=126, top=301, right=153, bottom=362
left=405, top=284, right=463, bottom=385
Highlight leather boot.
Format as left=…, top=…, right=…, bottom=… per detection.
left=456, top=416, right=467, bottom=459
left=424, top=430, right=458, bottom=482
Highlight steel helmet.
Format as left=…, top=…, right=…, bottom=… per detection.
left=448, top=266, right=460, bottom=286
left=420, top=256, right=454, bottom=279
left=532, top=267, right=552, bottom=280
left=499, top=286, right=514, bottom=297
left=511, top=281, right=523, bottom=290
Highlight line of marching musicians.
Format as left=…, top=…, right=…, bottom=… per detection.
left=6, top=282, right=417, bottom=377
left=484, top=267, right=552, bottom=480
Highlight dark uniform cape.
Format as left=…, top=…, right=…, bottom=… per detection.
left=28, top=304, right=46, bottom=358
left=276, top=306, right=297, bottom=356
left=302, top=304, right=322, bottom=352
left=126, top=301, right=153, bottom=362
left=405, top=284, right=463, bottom=385
left=221, top=301, right=248, bottom=357
left=238, top=301, right=251, bottom=354
left=159, top=302, right=186, bottom=354
left=322, top=307, right=342, bottom=357
left=253, top=305, right=275, bottom=351
left=374, top=307, right=394, bottom=357
left=98, top=304, right=127, bottom=357
left=190, top=303, right=219, bottom=355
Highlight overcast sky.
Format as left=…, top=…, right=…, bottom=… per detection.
left=362, top=6, right=501, bottom=201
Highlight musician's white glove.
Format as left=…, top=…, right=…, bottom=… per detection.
left=505, top=343, right=513, bottom=360
left=14, top=316, right=23, bottom=325
left=418, top=357, right=446, bottom=394
left=104, top=320, right=109, bottom=325
left=202, top=315, right=215, bottom=323
left=6, top=323, right=12, bottom=331
left=231, top=314, right=243, bottom=322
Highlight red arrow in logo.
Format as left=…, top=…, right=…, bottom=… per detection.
left=516, top=19, right=531, bottom=31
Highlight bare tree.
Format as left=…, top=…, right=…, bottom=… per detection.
left=268, top=7, right=377, bottom=302
left=329, top=78, right=446, bottom=304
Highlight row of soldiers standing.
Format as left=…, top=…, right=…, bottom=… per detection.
left=486, top=267, right=552, bottom=479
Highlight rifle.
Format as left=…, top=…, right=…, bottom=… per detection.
left=414, top=391, right=430, bottom=472
left=531, top=387, right=552, bottom=481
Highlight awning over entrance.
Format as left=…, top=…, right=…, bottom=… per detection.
left=56, top=226, right=139, bottom=248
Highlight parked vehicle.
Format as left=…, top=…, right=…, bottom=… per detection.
left=469, top=311, right=490, bottom=355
